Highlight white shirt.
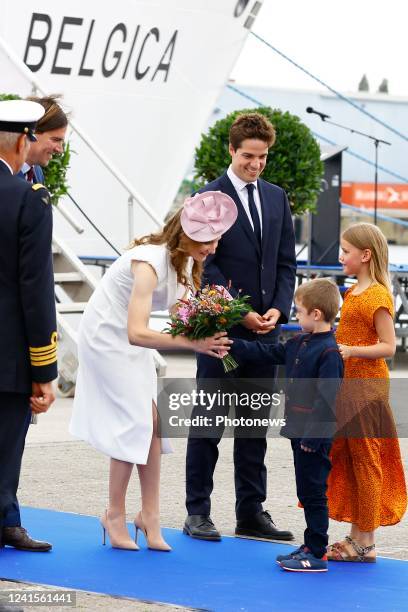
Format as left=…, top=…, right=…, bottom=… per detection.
left=0, top=158, right=13, bottom=174
left=227, top=165, right=262, bottom=235
left=21, top=162, right=31, bottom=175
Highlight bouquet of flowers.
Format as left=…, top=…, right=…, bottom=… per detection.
left=165, top=284, right=252, bottom=372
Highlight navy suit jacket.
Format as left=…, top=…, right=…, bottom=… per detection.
left=199, top=173, right=296, bottom=341
left=0, top=161, right=57, bottom=393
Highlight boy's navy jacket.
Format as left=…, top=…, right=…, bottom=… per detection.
left=231, top=331, right=344, bottom=449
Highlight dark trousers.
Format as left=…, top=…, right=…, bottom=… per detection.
left=0, top=393, right=31, bottom=533
left=186, top=352, right=276, bottom=520
left=291, top=438, right=332, bottom=559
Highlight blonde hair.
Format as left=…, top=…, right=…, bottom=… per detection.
left=342, top=222, right=391, bottom=293
left=295, top=278, right=340, bottom=323
left=128, top=208, right=203, bottom=290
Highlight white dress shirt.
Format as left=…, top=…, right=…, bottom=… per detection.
left=227, top=165, right=263, bottom=235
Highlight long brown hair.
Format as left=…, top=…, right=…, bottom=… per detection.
left=128, top=209, right=203, bottom=290
left=342, top=222, right=392, bottom=293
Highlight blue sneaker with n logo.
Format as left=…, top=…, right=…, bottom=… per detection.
left=279, top=551, right=328, bottom=572
left=276, top=544, right=307, bottom=564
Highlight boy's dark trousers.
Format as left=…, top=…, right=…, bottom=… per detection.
left=291, top=439, right=332, bottom=559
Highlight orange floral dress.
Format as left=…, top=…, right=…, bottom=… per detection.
left=327, top=284, right=407, bottom=531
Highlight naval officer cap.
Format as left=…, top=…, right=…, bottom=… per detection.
left=0, top=100, right=45, bottom=142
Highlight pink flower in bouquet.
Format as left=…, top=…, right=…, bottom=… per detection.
left=165, top=282, right=252, bottom=372
left=177, top=305, right=191, bottom=324
left=213, top=284, right=234, bottom=301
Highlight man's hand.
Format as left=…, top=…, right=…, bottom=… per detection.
left=30, top=381, right=56, bottom=414
left=242, top=311, right=269, bottom=333
left=255, top=308, right=281, bottom=335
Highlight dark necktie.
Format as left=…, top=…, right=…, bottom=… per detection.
left=25, top=166, right=35, bottom=182
left=246, top=183, right=262, bottom=247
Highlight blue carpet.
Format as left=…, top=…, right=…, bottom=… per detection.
left=0, top=508, right=407, bottom=611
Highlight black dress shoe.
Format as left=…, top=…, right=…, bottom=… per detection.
left=2, top=527, right=52, bottom=551
left=183, top=515, right=221, bottom=541
left=235, top=510, right=294, bottom=541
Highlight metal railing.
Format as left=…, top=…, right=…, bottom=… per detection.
left=0, top=34, right=163, bottom=241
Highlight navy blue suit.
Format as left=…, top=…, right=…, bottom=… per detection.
left=0, top=160, right=57, bottom=534
left=4, top=163, right=47, bottom=528
left=186, top=172, right=296, bottom=520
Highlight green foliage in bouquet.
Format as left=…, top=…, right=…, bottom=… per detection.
left=166, top=286, right=252, bottom=340
left=194, top=106, right=323, bottom=216
left=0, top=92, right=71, bottom=205
left=166, top=285, right=253, bottom=371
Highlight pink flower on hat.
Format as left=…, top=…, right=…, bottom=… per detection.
left=181, top=191, right=238, bottom=242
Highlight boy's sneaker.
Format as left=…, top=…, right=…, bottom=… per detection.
left=276, top=544, right=307, bottom=563
left=279, top=551, right=328, bottom=572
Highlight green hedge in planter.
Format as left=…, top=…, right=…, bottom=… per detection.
left=194, top=107, right=323, bottom=216
left=0, top=93, right=70, bottom=205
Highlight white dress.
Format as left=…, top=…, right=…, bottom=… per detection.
left=69, top=243, right=190, bottom=464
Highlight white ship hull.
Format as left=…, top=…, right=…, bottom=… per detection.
left=1, top=0, right=266, bottom=254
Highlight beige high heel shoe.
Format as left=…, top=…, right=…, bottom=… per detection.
left=134, top=511, right=171, bottom=551
left=100, top=510, right=139, bottom=550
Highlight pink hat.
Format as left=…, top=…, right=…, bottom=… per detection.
left=180, top=191, right=238, bottom=242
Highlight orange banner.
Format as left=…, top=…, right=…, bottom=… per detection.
left=342, top=183, right=408, bottom=209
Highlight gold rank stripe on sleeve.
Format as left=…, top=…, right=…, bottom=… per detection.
left=29, top=331, right=58, bottom=367
left=31, top=183, right=46, bottom=191
left=31, top=356, right=57, bottom=367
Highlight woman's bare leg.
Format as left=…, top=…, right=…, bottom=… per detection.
left=351, top=524, right=375, bottom=556
left=136, top=402, right=170, bottom=549
left=108, top=458, right=133, bottom=516
left=102, top=458, right=137, bottom=548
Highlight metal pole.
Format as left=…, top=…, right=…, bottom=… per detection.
left=128, top=196, right=135, bottom=243
left=0, top=34, right=163, bottom=229
left=55, top=203, right=84, bottom=234
left=307, top=211, right=312, bottom=274
left=374, top=140, right=379, bottom=225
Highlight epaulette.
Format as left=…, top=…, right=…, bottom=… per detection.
left=31, top=183, right=51, bottom=205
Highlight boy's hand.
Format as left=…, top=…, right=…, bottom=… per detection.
left=300, top=437, right=321, bottom=452
left=242, top=311, right=267, bottom=332
left=216, top=335, right=233, bottom=359
left=301, top=437, right=331, bottom=452
left=260, top=308, right=281, bottom=333
left=300, top=443, right=316, bottom=453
